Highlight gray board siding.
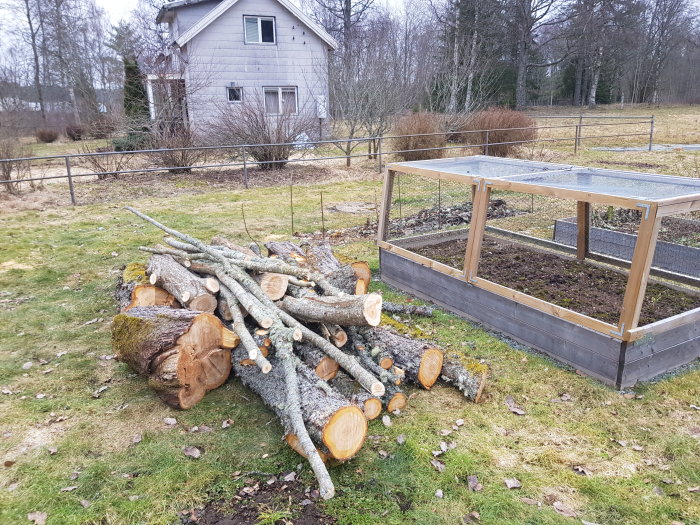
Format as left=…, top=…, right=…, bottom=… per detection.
left=178, top=0, right=330, bottom=128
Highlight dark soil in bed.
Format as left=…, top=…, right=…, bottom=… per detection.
left=412, top=236, right=700, bottom=326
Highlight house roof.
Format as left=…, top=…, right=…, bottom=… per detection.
left=158, top=0, right=338, bottom=50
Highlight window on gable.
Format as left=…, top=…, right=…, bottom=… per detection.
left=244, top=16, right=275, bottom=44
left=226, top=86, right=242, bottom=102
left=263, top=87, right=297, bottom=114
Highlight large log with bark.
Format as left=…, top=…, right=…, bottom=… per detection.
left=360, top=327, right=444, bottom=389
left=328, top=372, right=382, bottom=420
left=297, top=342, right=340, bottom=381
left=147, top=254, right=217, bottom=313
left=115, top=263, right=180, bottom=312
left=277, top=294, right=382, bottom=327
left=440, top=351, right=489, bottom=403
left=112, top=306, right=239, bottom=409
left=232, top=348, right=367, bottom=461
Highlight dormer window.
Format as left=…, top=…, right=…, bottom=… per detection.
left=244, top=16, right=275, bottom=44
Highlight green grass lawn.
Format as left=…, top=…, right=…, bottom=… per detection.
left=2, top=112, right=700, bottom=524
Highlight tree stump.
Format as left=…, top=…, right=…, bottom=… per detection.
left=112, top=306, right=239, bottom=409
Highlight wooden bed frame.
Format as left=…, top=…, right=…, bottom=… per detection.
left=377, top=157, right=700, bottom=387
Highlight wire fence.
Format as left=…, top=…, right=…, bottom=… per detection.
left=0, top=115, right=655, bottom=206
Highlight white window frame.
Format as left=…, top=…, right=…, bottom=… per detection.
left=226, top=86, right=243, bottom=103
left=244, top=16, right=276, bottom=45
left=263, top=86, right=298, bottom=115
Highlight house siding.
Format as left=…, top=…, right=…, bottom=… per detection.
left=175, top=0, right=330, bottom=131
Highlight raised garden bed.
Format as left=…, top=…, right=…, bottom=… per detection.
left=377, top=156, right=700, bottom=388
left=411, top=235, right=700, bottom=326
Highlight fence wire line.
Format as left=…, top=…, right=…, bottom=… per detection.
left=0, top=118, right=655, bottom=192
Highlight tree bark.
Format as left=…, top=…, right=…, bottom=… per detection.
left=147, top=254, right=217, bottom=313
left=112, top=307, right=239, bottom=409
left=360, top=327, right=444, bottom=389
left=329, top=371, right=382, bottom=420
left=297, top=342, right=340, bottom=381
left=440, top=351, right=489, bottom=403
left=383, top=302, right=433, bottom=317
left=277, top=294, right=382, bottom=327
left=231, top=347, right=367, bottom=462
left=114, top=263, right=179, bottom=312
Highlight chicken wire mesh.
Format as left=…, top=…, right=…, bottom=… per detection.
left=386, top=173, right=475, bottom=241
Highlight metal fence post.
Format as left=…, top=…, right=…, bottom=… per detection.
left=648, top=115, right=655, bottom=152
left=574, top=124, right=580, bottom=155
left=376, top=137, right=383, bottom=173
left=64, top=156, right=76, bottom=205
left=241, top=146, right=248, bottom=188
left=484, top=130, right=489, bottom=156
left=576, top=114, right=583, bottom=148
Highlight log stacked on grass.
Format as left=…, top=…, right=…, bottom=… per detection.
left=147, top=255, right=217, bottom=313
left=232, top=347, right=367, bottom=461
left=116, top=207, right=488, bottom=500
left=115, top=263, right=180, bottom=312
left=111, top=306, right=239, bottom=409
left=360, top=327, right=444, bottom=389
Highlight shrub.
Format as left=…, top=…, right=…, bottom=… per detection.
left=208, top=95, right=317, bottom=171
left=35, top=128, right=59, bottom=143
left=0, top=137, right=31, bottom=194
left=112, top=130, right=151, bottom=152
left=459, top=108, right=536, bottom=157
left=65, top=125, right=85, bottom=141
left=150, top=125, right=204, bottom=174
left=88, top=115, right=118, bottom=139
left=79, top=144, right=135, bottom=180
left=391, top=112, right=446, bottom=162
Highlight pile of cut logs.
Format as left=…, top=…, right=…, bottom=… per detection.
left=111, top=207, right=488, bottom=499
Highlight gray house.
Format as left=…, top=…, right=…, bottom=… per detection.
left=150, top=0, right=337, bottom=131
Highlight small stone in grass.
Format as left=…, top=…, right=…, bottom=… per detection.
left=505, top=396, right=526, bottom=415
left=434, top=489, right=444, bottom=498
left=462, top=511, right=480, bottom=523
left=60, top=486, right=78, bottom=492
left=222, top=419, right=233, bottom=428
left=520, top=497, right=540, bottom=507
left=182, top=446, right=202, bottom=459
left=455, top=419, right=464, bottom=426
left=27, top=511, right=47, bottom=525
left=504, top=478, right=521, bottom=489
left=22, top=362, right=32, bottom=370
left=688, top=486, right=700, bottom=492
left=439, top=429, right=452, bottom=436
left=382, top=415, right=392, bottom=427
left=132, top=434, right=142, bottom=445
left=36, top=393, right=46, bottom=399
left=48, top=447, right=57, bottom=455
left=552, top=501, right=577, bottom=518
left=632, top=445, right=644, bottom=451
left=396, top=434, right=406, bottom=445
left=80, top=500, right=91, bottom=508
left=163, top=417, right=177, bottom=426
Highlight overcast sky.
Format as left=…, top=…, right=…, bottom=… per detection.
left=93, top=0, right=404, bottom=24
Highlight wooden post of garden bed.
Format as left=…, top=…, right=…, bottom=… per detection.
left=463, top=180, right=492, bottom=282
left=617, top=204, right=661, bottom=334
left=576, top=201, right=590, bottom=261
left=377, top=169, right=396, bottom=242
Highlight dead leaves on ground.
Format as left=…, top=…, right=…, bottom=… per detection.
left=504, top=395, right=526, bottom=415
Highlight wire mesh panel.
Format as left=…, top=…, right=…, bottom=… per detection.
left=387, top=172, right=474, bottom=270
left=477, top=194, right=639, bottom=325
left=387, top=174, right=475, bottom=239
